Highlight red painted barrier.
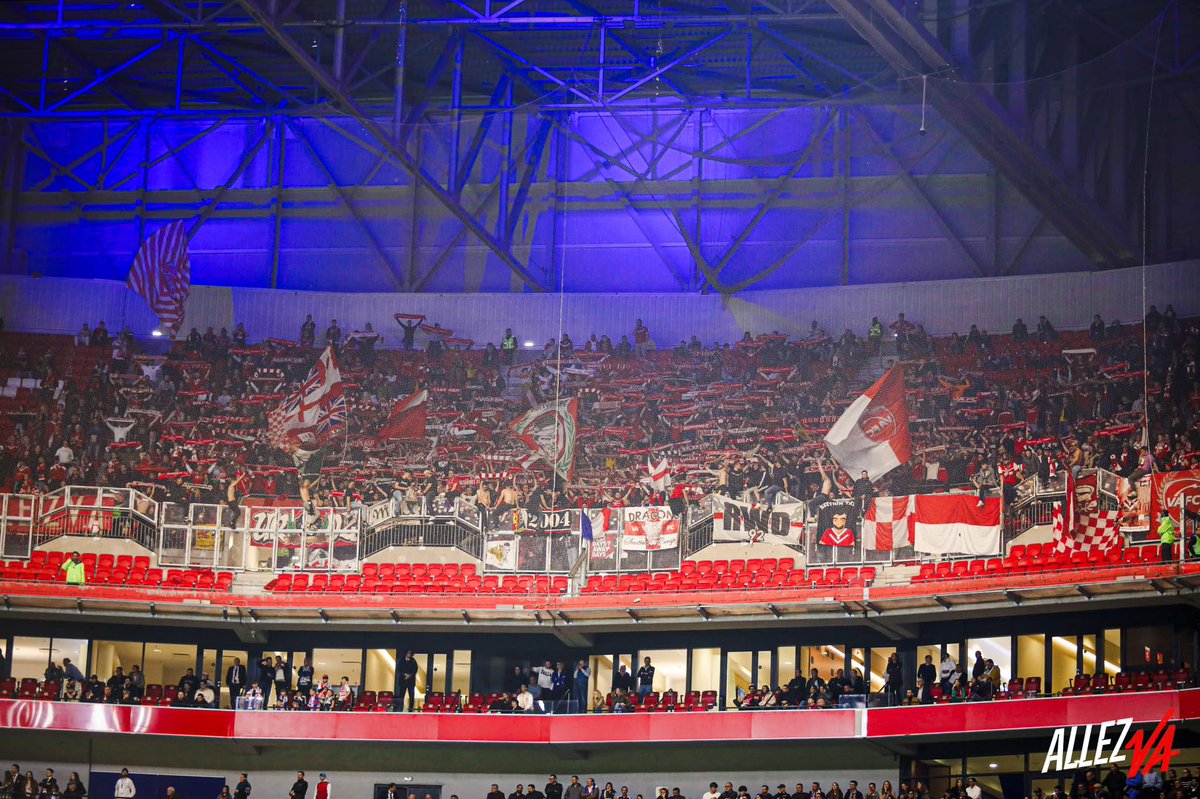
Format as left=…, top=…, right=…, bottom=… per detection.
left=0, top=691, right=1192, bottom=744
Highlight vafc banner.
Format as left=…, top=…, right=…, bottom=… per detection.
left=713, top=498, right=807, bottom=545
left=621, top=507, right=679, bottom=551
left=1150, top=469, right=1200, bottom=529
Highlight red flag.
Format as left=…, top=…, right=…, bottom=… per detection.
left=380, top=390, right=428, bottom=440
left=824, top=365, right=912, bottom=481
left=127, top=221, right=191, bottom=337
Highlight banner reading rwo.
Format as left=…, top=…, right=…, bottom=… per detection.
left=713, top=498, right=806, bottom=545
left=1040, top=711, right=1179, bottom=777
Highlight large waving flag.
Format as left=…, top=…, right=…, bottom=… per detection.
left=824, top=365, right=912, bottom=481
left=267, top=346, right=345, bottom=448
left=379, top=390, right=428, bottom=440
left=127, top=221, right=191, bottom=337
left=646, top=457, right=671, bottom=491
left=510, top=398, right=579, bottom=481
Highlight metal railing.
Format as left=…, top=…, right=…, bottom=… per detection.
left=34, top=486, right=160, bottom=551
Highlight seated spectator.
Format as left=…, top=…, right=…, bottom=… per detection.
left=1037, top=315, right=1058, bottom=342
left=967, top=674, right=993, bottom=701
left=61, top=680, right=80, bottom=702
left=516, top=684, right=535, bottom=713
left=488, top=692, right=511, bottom=713
left=611, top=688, right=633, bottom=713
left=1011, top=318, right=1028, bottom=342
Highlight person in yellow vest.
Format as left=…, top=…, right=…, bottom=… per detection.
left=1158, top=511, right=1177, bottom=563
left=60, top=551, right=86, bottom=586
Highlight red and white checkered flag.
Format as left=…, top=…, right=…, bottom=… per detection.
left=1052, top=504, right=1120, bottom=554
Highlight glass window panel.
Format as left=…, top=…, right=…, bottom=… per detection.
left=92, top=641, right=144, bottom=685
left=869, top=647, right=895, bottom=692
left=365, top=649, right=397, bottom=693
left=313, top=648, right=363, bottom=689
left=430, top=653, right=447, bottom=695
left=917, top=644, right=942, bottom=668
left=1051, top=636, right=1079, bottom=694
left=802, top=645, right=846, bottom=682
left=725, top=651, right=752, bottom=708
left=640, top=649, right=685, bottom=694
left=11, top=636, right=51, bottom=680
left=945, top=643, right=961, bottom=664
left=966, top=637, right=1011, bottom=680
left=1017, top=634, right=1045, bottom=685
left=1081, top=635, right=1098, bottom=676
left=144, top=643, right=197, bottom=688
left=450, top=650, right=471, bottom=695
left=966, top=755, right=1026, bottom=774
left=691, top=648, right=720, bottom=693
left=1103, top=629, right=1121, bottom=676
left=1124, top=625, right=1174, bottom=669
left=591, top=655, right=614, bottom=697
left=756, top=649, right=773, bottom=690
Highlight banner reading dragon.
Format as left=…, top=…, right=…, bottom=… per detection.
left=510, top=398, right=579, bottom=481
left=621, top=507, right=679, bottom=551
left=713, top=498, right=807, bottom=545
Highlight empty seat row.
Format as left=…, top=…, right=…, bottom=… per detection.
left=581, top=566, right=876, bottom=594
left=361, top=563, right=477, bottom=579
left=265, top=572, right=567, bottom=595
left=912, top=546, right=1161, bottom=582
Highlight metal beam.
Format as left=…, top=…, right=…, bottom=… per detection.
left=233, top=0, right=547, bottom=292
left=822, top=0, right=1137, bottom=270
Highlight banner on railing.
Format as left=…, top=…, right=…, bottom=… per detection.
left=713, top=498, right=807, bottom=545
left=621, top=507, right=679, bottom=551
left=484, top=533, right=516, bottom=570
left=912, top=495, right=1002, bottom=556
left=1150, top=469, right=1200, bottom=531
left=514, top=508, right=580, bottom=534
left=1118, top=475, right=1151, bottom=533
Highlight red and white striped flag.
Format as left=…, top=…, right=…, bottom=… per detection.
left=127, top=221, right=191, bottom=337
left=862, top=496, right=912, bottom=550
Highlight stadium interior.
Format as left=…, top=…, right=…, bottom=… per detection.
left=0, top=0, right=1198, bottom=796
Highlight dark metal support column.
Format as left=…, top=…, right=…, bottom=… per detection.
left=234, top=0, right=546, bottom=291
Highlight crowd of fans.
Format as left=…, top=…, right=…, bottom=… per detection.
left=3, top=767, right=1198, bottom=799
left=2, top=304, right=1197, bottom=537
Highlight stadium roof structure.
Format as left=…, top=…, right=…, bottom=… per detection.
left=0, top=0, right=1196, bottom=293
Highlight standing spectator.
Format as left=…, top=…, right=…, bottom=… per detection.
left=938, top=653, right=957, bottom=692
left=257, top=656, right=274, bottom=706
left=636, top=657, right=655, bottom=696
left=113, top=771, right=135, bottom=799
left=501, top=329, right=518, bottom=364
left=233, top=776, right=251, bottom=799
left=916, top=656, right=937, bottom=696
left=852, top=471, right=874, bottom=515
left=564, top=779, right=584, bottom=799
left=325, top=320, right=342, bottom=352
left=572, top=660, right=591, bottom=712
left=612, top=664, right=635, bottom=694
left=545, top=777, right=563, bottom=799
left=289, top=774, right=308, bottom=799
left=399, top=651, right=419, bottom=711
left=633, top=320, right=650, bottom=358
left=884, top=653, right=903, bottom=706
left=314, top=776, right=330, bottom=799
left=1158, top=512, right=1178, bottom=563
left=271, top=656, right=291, bottom=699
left=300, top=315, right=316, bottom=348
left=38, top=771, right=58, bottom=799
left=487, top=788, right=505, bottom=799
left=225, top=658, right=247, bottom=704
left=61, top=775, right=84, bottom=799
left=60, top=552, right=85, bottom=586
left=296, top=658, right=314, bottom=699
